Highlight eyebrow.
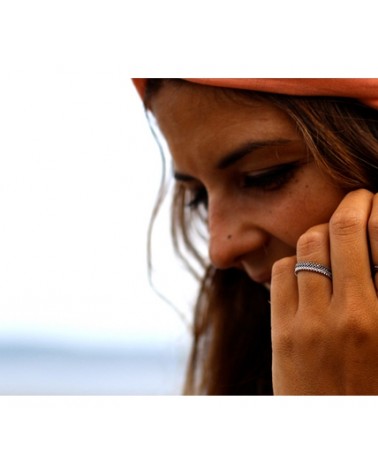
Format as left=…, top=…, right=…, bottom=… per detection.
left=173, top=138, right=296, bottom=181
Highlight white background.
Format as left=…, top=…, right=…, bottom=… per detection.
left=0, top=74, right=194, bottom=347
left=0, top=0, right=377, bottom=467
left=0, top=5, right=201, bottom=393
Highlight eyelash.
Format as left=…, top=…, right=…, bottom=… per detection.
left=242, top=162, right=299, bottom=191
left=186, top=162, right=300, bottom=210
left=187, top=187, right=208, bottom=210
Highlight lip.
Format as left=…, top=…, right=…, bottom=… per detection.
left=241, top=264, right=271, bottom=285
left=253, top=274, right=271, bottom=286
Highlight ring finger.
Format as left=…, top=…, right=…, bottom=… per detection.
left=295, top=223, right=332, bottom=305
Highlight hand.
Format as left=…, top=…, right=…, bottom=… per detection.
left=271, top=189, right=378, bottom=395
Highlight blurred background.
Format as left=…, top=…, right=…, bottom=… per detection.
left=0, top=6, right=198, bottom=394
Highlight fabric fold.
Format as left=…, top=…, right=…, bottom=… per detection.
left=132, top=78, right=378, bottom=110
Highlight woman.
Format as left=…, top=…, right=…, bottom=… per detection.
left=133, top=78, right=378, bottom=395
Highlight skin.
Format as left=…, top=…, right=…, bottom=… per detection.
left=271, top=190, right=378, bottom=394
left=151, top=81, right=378, bottom=395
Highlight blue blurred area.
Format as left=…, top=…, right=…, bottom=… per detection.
left=0, top=335, right=189, bottom=395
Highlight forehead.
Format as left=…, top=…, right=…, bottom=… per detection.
left=150, top=82, right=299, bottom=168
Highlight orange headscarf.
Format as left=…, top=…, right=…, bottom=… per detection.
left=132, top=78, right=378, bottom=110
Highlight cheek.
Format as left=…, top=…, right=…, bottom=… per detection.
left=267, top=180, right=346, bottom=247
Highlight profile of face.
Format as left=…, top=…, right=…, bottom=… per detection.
left=151, top=82, right=346, bottom=287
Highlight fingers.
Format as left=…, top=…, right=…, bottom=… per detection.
left=295, top=223, right=332, bottom=304
left=329, top=189, right=374, bottom=297
left=270, top=256, right=298, bottom=347
left=271, top=189, right=378, bottom=330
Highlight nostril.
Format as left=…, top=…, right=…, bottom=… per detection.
left=209, top=233, right=242, bottom=270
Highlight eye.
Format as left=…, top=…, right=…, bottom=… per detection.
left=186, top=186, right=208, bottom=210
left=242, top=162, right=301, bottom=192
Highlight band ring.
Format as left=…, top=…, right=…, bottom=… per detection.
left=294, top=261, right=332, bottom=280
left=373, top=265, right=378, bottom=275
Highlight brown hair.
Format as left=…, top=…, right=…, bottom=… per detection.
left=144, top=79, right=378, bottom=395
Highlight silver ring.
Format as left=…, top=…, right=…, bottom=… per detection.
left=373, top=265, right=378, bottom=275
left=294, top=261, right=332, bottom=280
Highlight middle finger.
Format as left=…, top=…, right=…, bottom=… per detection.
left=329, top=189, right=373, bottom=298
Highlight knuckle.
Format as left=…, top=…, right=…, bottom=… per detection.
left=338, top=314, right=371, bottom=345
left=271, top=257, right=295, bottom=279
left=273, top=320, right=326, bottom=358
left=295, top=320, right=325, bottom=349
left=335, top=295, right=374, bottom=344
left=330, top=208, right=366, bottom=236
left=296, top=229, right=325, bottom=257
left=272, top=329, right=294, bottom=356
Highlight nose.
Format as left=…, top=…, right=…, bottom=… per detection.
left=208, top=199, right=269, bottom=270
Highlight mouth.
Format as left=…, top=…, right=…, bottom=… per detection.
left=241, top=264, right=271, bottom=286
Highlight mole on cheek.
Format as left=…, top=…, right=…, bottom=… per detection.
left=227, top=234, right=232, bottom=240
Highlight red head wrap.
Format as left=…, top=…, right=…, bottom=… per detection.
left=132, top=78, right=378, bottom=110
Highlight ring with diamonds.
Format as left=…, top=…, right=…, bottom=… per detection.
left=294, top=261, right=332, bottom=280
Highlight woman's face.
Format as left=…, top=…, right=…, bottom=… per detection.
left=151, top=82, right=346, bottom=287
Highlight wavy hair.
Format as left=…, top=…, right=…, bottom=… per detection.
left=144, top=79, right=378, bottom=395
